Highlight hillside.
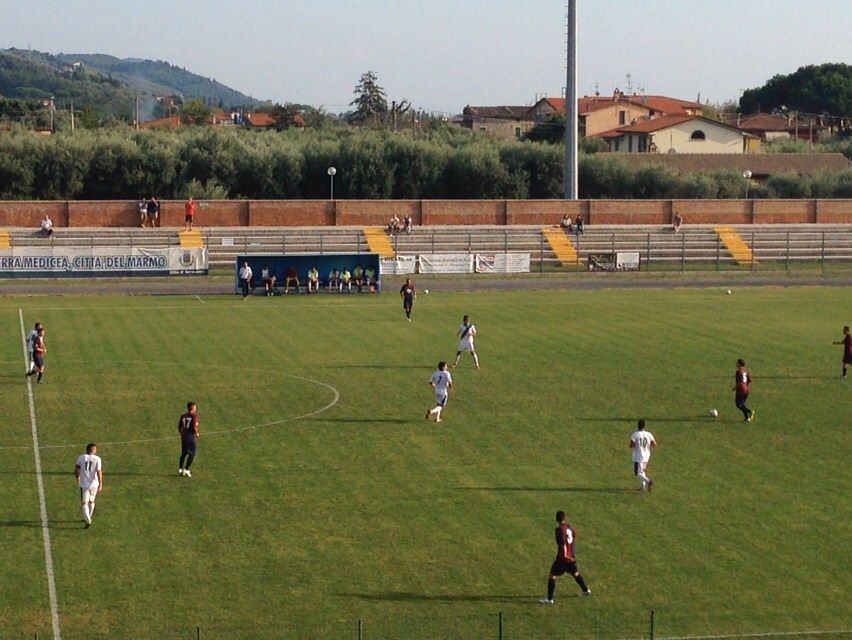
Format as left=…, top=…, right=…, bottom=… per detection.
left=0, top=48, right=263, bottom=121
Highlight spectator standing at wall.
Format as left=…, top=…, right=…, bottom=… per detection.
left=40, top=214, right=54, bottom=237
left=145, top=196, right=159, bottom=228
left=184, top=196, right=196, bottom=231
left=673, top=213, right=683, bottom=234
left=238, top=261, right=253, bottom=299
left=138, top=198, right=148, bottom=227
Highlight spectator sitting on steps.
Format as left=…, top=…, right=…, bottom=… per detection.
left=559, top=214, right=573, bottom=233
left=388, top=214, right=400, bottom=235
left=403, top=214, right=413, bottom=234
left=40, top=214, right=54, bottom=237
left=575, top=214, right=585, bottom=235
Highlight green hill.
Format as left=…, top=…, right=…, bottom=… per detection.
left=0, top=48, right=263, bottom=122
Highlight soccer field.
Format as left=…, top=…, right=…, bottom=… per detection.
left=1, top=286, right=850, bottom=639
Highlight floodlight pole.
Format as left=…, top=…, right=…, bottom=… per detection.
left=563, top=0, right=578, bottom=199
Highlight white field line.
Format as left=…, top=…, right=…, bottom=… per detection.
left=194, top=295, right=206, bottom=304
left=1, top=360, right=340, bottom=452
left=618, top=629, right=852, bottom=640
left=18, top=308, right=62, bottom=640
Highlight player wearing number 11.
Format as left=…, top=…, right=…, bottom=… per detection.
left=75, top=443, right=103, bottom=528
left=630, top=419, right=657, bottom=492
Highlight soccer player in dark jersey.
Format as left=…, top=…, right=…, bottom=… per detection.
left=733, top=358, right=754, bottom=422
left=833, top=326, right=851, bottom=379
left=26, top=327, right=47, bottom=383
left=399, top=278, right=416, bottom=322
left=178, top=402, right=200, bottom=477
left=540, top=510, right=591, bottom=604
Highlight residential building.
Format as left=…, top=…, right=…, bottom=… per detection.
left=460, top=105, right=535, bottom=139
left=594, top=114, right=759, bottom=154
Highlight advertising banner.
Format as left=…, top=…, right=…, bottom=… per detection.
left=380, top=255, right=417, bottom=275
left=417, top=253, right=474, bottom=274
left=474, top=253, right=531, bottom=273
left=616, top=252, right=641, bottom=271
left=0, top=247, right=208, bottom=278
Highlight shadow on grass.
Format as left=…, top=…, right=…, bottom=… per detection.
left=0, top=519, right=83, bottom=529
left=335, top=592, right=536, bottom=603
left=319, top=418, right=411, bottom=425
left=324, top=364, right=426, bottom=370
left=455, top=486, right=633, bottom=493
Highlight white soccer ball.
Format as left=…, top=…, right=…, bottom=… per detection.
left=424, top=289, right=430, bottom=294
left=710, top=409, right=719, bottom=417
left=726, top=289, right=732, bottom=295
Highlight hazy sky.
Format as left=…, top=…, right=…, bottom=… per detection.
left=2, top=0, right=850, bottom=113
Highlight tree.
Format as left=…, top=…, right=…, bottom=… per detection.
left=349, top=71, right=388, bottom=125
left=739, top=64, right=852, bottom=117
left=271, top=103, right=301, bottom=130
left=180, top=98, right=212, bottom=125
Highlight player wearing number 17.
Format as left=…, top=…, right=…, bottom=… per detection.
left=178, top=402, right=200, bottom=477
left=629, top=419, right=657, bottom=491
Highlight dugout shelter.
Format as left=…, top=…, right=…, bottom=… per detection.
left=234, top=253, right=382, bottom=294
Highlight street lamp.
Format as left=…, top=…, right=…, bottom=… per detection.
left=743, top=170, right=752, bottom=199
left=327, top=166, right=337, bottom=200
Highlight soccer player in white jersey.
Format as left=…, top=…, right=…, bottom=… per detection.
left=452, top=315, right=479, bottom=369
left=75, top=443, right=103, bottom=528
left=26, top=322, right=42, bottom=373
left=425, top=361, right=453, bottom=422
left=629, top=419, right=657, bottom=492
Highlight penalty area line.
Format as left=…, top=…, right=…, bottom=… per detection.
left=19, top=308, right=62, bottom=640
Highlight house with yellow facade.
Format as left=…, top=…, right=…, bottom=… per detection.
left=594, top=114, right=760, bottom=154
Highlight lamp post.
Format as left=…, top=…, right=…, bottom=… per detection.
left=327, top=166, right=337, bottom=200
left=743, top=170, right=752, bottom=199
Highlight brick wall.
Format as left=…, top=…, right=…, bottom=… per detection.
left=2, top=199, right=852, bottom=227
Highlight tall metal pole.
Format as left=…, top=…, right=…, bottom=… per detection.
left=563, top=0, right=578, bottom=199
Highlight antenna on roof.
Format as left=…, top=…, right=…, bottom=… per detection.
left=594, top=82, right=600, bottom=97
left=625, top=72, right=633, bottom=95
left=637, top=84, right=645, bottom=95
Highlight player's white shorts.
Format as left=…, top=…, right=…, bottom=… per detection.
left=633, top=460, right=648, bottom=475
left=434, top=391, right=448, bottom=407
left=457, top=339, right=475, bottom=352
left=80, top=485, right=99, bottom=504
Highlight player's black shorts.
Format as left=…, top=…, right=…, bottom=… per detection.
left=181, top=437, right=197, bottom=455
left=550, top=559, right=578, bottom=577
left=844, top=353, right=852, bottom=365
left=735, top=391, right=749, bottom=406
left=33, top=354, right=44, bottom=368
left=185, top=214, right=193, bottom=223
left=403, top=299, right=413, bottom=310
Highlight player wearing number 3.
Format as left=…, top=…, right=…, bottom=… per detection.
left=630, top=419, right=657, bottom=491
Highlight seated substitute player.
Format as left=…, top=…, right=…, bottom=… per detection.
left=400, top=278, right=416, bottom=321
left=284, top=265, right=301, bottom=293
left=453, top=315, right=479, bottom=369
left=352, top=264, right=365, bottom=292
left=340, top=268, right=352, bottom=293
left=328, top=268, right=341, bottom=292
left=26, top=326, right=47, bottom=383
left=26, top=321, right=42, bottom=374
left=733, top=358, right=754, bottom=422
left=540, top=510, right=591, bottom=604
left=425, top=361, right=453, bottom=423
left=833, top=325, right=851, bottom=379
left=75, top=443, right=103, bottom=529
left=178, top=402, right=200, bottom=477
left=364, top=266, right=377, bottom=290
left=307, top=266, right=320, bottom=293
left=629, top=419, right=657, bottom=491
left=261, top=264, right=276, bottom=296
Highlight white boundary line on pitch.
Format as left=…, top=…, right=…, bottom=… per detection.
left=19, top=308, right=62, bottom=640
left=0, top=359, right=340, bottom=452
left=194, top=295, right=206, bottom=304
left=619, top=629, right=852, bottom=640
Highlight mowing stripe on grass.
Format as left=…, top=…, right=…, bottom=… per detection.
left=651, top=629, right=852, bottom=640
left=18, top=308, right=62, bottom=640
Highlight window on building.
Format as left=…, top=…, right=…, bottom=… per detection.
left=690, top=130, right=706, bottom=140
left=514, top=126, right=521, bottom=138
left=479, top=126, right=487, bottom=132
left=618, top=110, right=626, bottom=125
left=628, top=136, right=633, bottom=152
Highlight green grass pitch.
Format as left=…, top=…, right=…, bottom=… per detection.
left=0, top=286, right=850, bottom=639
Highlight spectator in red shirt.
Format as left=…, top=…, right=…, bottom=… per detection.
left=184, top=196, right=196, bottom=231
